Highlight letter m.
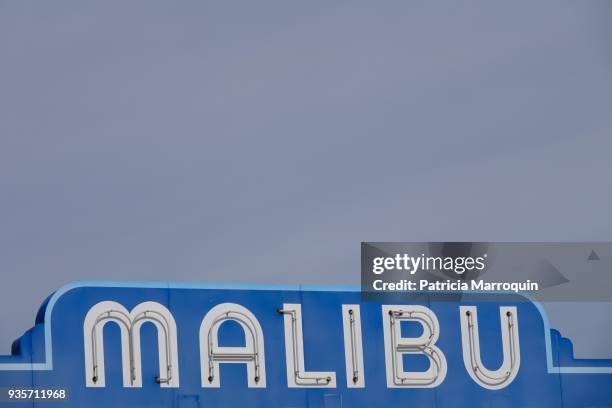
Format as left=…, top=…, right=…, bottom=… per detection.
left=83, top=301, right=179, bottom=388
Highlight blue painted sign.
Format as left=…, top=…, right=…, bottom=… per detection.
left=1, top=282, right=611, bottom=407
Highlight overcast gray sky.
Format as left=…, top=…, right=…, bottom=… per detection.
left=1, top=1, right=612, bottom=356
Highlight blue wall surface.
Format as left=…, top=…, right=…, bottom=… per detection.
left=0, top=282, right=611, bottom=407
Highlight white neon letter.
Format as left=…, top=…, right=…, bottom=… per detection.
left=460, top=306, right=520, bottom=390
left=84, top=301, right=179, bottom=388
left=382, top=305, right=447, bottom=388
left=200, top=303, right=266, bottom=388
left=278, top=304, right=337, bottom=387
left=342, top=305, right=365, bottom=388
